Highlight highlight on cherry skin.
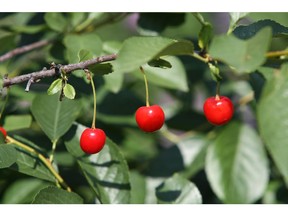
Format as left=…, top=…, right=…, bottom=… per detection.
left=80, top=128, right=106, bottom=154
left=0, top=126, right=7, bottom=139
left=203, top=96, right=234, bottom=126
left=135, top=105, right=165, bottom=133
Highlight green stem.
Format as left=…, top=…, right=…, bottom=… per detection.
left=140, top=66, right=150, bottom=107
left=49, top=139, right=58, bottom=163
left=90, top=73, right=97, bottom=129
left=0, top=88, right=9, bottom=121
left=266, top=50, right=288, bottom=58
left=6, top=136, right=71, bottom=192
left=190, top=52, right=209, bottom=63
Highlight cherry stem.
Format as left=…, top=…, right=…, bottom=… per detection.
left=89, top=71, right=97, bottom=129
left=6, top=136, right=71, bottom=192
left=215, top=81, right=220, bottom=100
left=49, top=139, right=58, bottom=163
left=140, top=66, right=150, bottom=107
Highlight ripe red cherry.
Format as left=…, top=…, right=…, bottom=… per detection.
left=135, top=105, right=165, bottom=132
left=0, top=127, right=7, bottom=139
left=80, top=128, right=106, bottom=154
left=203, top=96, right=234, bottom=126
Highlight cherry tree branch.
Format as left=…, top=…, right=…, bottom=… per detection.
left=3, top=54, right=117, bottom=88
left=0, top=40, right=51, bottom=63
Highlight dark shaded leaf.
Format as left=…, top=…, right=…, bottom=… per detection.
left=0, top=145, right=17, bottom=169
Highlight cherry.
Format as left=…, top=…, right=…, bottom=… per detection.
left=0, top=126, right=7, bottom=139
left=80, top=128, right=106, bottom=154
left=135, top=105, right=165, bottom=132
left=203, top=96, right=234, bottom=126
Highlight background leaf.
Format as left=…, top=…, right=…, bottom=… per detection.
left=156, top=173, right=202, bottom=204
left=32, top=186, right=83, bottom=204
left=209, top=27, right=272, bottom=73
left=64, top=123, right=131, bottom=204
left=3, top=115, right=32, bottom=131
left=1, top=178, right=51, bottom=204
left=44, top=13, right=67, bottom=33
left=233, top=19, right=288, bottom=39
left=205, top=122, right=269, bottom=203
left=113, top=36, right=193, bottom=73
left=258, top=63, right=288, bottom=186
left=31, top=93, right=82, bottom=142
left=63, top=32, right=102, bottom=63
left=0, top=145, right=17, bottom=169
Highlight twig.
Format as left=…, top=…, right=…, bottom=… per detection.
left=3, top=54, right=117, bottom=88
left=0, top=40, right=51, bottom=63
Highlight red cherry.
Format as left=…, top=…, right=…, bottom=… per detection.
left=0, top=126, right=7, bottom=139
left=80, top=128, right=106, bottom=154
left=203, top=96, right=234, bottom=126
left=135, top=105, right=165, bottom=132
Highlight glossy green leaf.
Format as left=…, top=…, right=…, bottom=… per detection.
left=64, top=123, right=131, bottom=204
left=258, top=63, right=288, bottom=186
left=113, top=36, right=193, bottom=73
left=2, top=178, right=51, bottom=204
left=3, top=115, right=32, bottom=131
left=205, top=122, right=269, bottom=203
left=32, top=186, right=83, bottom=204
left=233, top=19, right=288, bottom=39
left=9, top=144, right=56, bottom=182
left=63, top=84, right=76, bottom=99
left=31, top=93, right=82, bottom=142
left=133, top=56, right=189, bottom=92
left=44, top=13, right=67, bottom=33
left=0, top=145, right=17, bottom=168
left=63, top=32, right=102, bottom=63
left=156, top=173, right=202, bottom=204
left=47, top=78, right=62, bottom=95
left=209, top=27, right=272, bottom=73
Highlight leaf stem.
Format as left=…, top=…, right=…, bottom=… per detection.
left=192, top=13, right=207, bottom=26
left=6, top=136, right=71, bottom=192
left=140, top=66, right=150, bottom=107
left=190, top=52, right=209, bottom=63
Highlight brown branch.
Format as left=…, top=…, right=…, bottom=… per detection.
left=0, top=40, right=51, bottom=63
left=3, top=54, right=117, bottom=88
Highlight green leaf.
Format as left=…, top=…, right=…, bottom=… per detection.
left=156, top=173, right=202, bottom=204
left=63, top=84, right=76, bottom=99
left=78, top=49, right=93, bottom=62
left=205, top=122, right=269, bottom=203
left=9, top=24, right=46, bottom=34
left=9, top=144, right=56, bottom=182
left=47, top=78, right=62, bottom=95
left=89, top=63, right=113, bottom=76
left=130, top=171, right=146, bottom=204
left=64, top=123, right=131, bottom=204
left=113, top=36, right=194, bottom=73
left=0, top=145, right=17, bottom=168
left=258, top=63, right=288, bottom=186
left=31, top=93, right=82, bottom=142
left=2, top=178, right=51, bottom=204
left=198, top=23, right=213, bottom=50
left=3, top=115, right=32, bottom=131
left=148, top=58, right=172, bottom=69
left=103, top=71, right=124, bottom=93
left=233, top=19, right=288, bottom=39
left=32, top=186, right=83, bottom=204
left=44, top=13, right=67, bottom=33
left=209, top=27, right=272, bottom=73
left=63, top=32, right=102, bottom=63
left=133, top=56, right=189, bottom=92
